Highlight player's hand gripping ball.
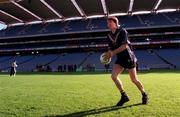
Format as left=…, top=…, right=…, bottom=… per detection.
left=100, top=52, right=112, bottom=65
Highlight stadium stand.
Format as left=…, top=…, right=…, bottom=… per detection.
left=0, top=12, right=180, bottom=38
left=88, top=18, right=108, bottom=30
left=139, top=13, right=172, bottom=26
left=0, top=0, right=180, bottom=72
left=1, top=48, right=179, bottom=72
left=67, top=20, right=89, bottom=31
left=154, top=49, right=180, bottom=69
left=134, top=49, right=171, bottom=69
left=17, top=54, right=59, bottom=72
left=119, top=15, right=145, bottom=28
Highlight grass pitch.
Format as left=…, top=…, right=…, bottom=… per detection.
left=0, top=70, right=180, bottom=117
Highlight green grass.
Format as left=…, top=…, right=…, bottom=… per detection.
left=0, top=70, right=180, bottom=117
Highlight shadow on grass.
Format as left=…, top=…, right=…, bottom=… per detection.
left=45, top=103, right=143, bottom=117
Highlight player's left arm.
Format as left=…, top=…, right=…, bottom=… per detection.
left=106, top=44, right=128, bottom=58
left=111, top=44, right=128, bottom=56
left=106, top=29, right=129, bottom=58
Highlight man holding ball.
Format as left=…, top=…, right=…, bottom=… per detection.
left=105, top=16, right=148, bottom=106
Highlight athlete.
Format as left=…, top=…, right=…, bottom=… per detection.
left=10, top=60, right=18, bottom=76
left=105, top=16, right=148, bottom=106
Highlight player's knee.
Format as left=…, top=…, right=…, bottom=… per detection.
left=111, top=75, right=118, bottom=81
left=131, top=78, right=138, bottom=84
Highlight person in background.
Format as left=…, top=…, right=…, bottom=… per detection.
left=10, top=60, right=18, bottom=77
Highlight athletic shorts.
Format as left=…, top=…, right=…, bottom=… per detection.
left=115, top=58, right=136, bottom=69
left=115, top=51, right=136, bottom=69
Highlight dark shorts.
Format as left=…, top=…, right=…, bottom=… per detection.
left=115, top=54, right=136, bottom=69
left=115, top=58, right=136, bottom=69
left=10, top=67, right=15, bottom=76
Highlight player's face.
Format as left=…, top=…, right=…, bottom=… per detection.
left=107, top=20, right=117, bottom=30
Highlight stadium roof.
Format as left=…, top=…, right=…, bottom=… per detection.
left=0, top=0, right=180, bottom=26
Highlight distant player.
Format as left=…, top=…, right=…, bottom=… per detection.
left=10, top=60, right=18, bottom=76
left=105, top=17, right=148, bottom=106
